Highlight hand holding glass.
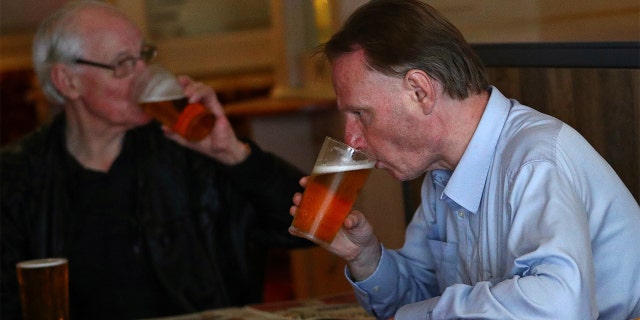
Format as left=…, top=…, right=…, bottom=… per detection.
left=134, top=64, right=215, bottom=141
left=291, top=137, right=375, bottom=246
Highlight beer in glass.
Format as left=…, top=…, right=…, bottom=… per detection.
left=16, top=258, right=69, bottom=320
left=139, top=96, right=215, bottom=141
left=135, top=64, right=215, bottom=141
left=291, top=137, right=375, bottom=245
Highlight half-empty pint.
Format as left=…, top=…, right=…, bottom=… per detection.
left=139, top=95, right=215, bottom=141
left=291, top=137, right=375, bottom=245
left=135, top=65, right=215, bottom=141
left=16, top=258, right=69, bottom=320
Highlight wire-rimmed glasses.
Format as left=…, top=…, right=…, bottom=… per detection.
left=74, top=43, right=157, bottom=78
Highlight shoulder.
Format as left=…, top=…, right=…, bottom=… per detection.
left=494, top=103, right=612, bottom=195
left=497, top=104, right=565, bottom=167
left=1, top=119, right=61, bottom=173
left=499, top=103, right=599, bottom=171
left=1, top=121, right=62, bottom=208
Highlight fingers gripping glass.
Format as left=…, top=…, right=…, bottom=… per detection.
left=74, top=44, right=157, bottom=78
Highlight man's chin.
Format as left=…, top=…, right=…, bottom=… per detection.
left=137, top=115, right=154, bottom=125
left=128, top=115, right=154, bottom=129
left=382, top=168, right=406, bottom=182
left=384, top=168, right=423, bottom=182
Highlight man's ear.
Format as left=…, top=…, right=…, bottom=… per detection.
left=405, top=69, right=436, bottom=115
left=50, top=63, right=81, bottom=100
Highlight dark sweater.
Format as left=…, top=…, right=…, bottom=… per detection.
left=1, top=114, right=312, bottom=319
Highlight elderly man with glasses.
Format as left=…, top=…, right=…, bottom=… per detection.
left=0, top=1, right=311, bottom=319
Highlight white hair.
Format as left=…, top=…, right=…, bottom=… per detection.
left=32, top=1, right=130, bottom=104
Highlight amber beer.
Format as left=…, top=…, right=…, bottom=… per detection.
left=293, top=162, right=374, bottom=245
left=139, top=96, right=215, bottom=142
left=16, top=258, right=69, bottom=320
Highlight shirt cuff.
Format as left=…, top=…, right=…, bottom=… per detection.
left=346, top=244, right=391, bottom=288
left=344, top=245, right=401, bottom=315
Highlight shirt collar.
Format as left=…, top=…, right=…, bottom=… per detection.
left=443, top=86, right=511, bottom=213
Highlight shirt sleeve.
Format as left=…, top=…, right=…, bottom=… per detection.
left=348, top=161, right=599, bottom=319
left=346, top=196, right=444, bottom=319
left=427, top=161, right=596, bottom=319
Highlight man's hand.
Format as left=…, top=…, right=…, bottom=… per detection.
left=289, top=177, right=382, bottom=281
left=163, top=76, right=250, bottom=165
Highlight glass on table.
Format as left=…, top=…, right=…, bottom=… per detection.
left=16, top=258, right=69, bottom=320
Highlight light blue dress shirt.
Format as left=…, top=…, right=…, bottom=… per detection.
left=349, top=87, right=640, bottom=320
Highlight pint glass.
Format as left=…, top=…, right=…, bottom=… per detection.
left=291, top=137, right=375, bottom=246
left=139, top=96, right=215, bottom=141
left=16, top=258, right=69, bottom=320
left=135, top=64, right=215, bottom=141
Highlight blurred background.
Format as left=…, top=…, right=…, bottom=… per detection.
left=3, top=0, right=638, bottom=98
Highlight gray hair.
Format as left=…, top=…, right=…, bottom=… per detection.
left=323, top=0, right=489, bottom=100
left=32, top=1, right=125, bottom=104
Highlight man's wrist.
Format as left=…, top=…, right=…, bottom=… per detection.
left=226, top=141, right=251, bottom=165
left=347, top=242, right=382, bottom=281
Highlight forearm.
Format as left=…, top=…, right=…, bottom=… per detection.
left=220, top=141, right=309, bottom=246
left=348, top=248, right=439, bottom=320
left=206, top=138, right=251, bottom=166
left=222, top=141, right=304, bottom=199
left=347, top=238, right=382, bottom=281
left=409, top=269, right=595, bottom=320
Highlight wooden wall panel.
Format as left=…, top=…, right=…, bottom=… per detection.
left=487, top=67, right=640, bottom=201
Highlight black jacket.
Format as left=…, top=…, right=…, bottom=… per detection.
left=1, top=115, right=312, bottom=319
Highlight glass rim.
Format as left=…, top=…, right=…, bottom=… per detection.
left=323, top=136, right=374, bottom=159
left=16, top=258, right=67, bottom=269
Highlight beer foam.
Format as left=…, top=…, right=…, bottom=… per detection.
left=139, top=94, right=185, bottom=103
left=17, top=258, right=67, bottom=269
left=135, top=65, right=185, bottom=102
left=312, top=162, right=374, bottom=174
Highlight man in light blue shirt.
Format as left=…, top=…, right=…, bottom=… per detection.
left=289, top=0, right=640, bottom=319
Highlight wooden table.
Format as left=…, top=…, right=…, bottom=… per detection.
left=142, top=292, right=374, bottom=320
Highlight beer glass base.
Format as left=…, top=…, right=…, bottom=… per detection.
left=289, top=226, right=334, bottom=247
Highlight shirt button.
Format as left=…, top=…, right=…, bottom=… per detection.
left=373, top=286, right=380, bottom=292
left=457, top=210, right=465, bottom=218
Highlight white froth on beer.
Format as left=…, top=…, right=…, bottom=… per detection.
left=17, top=258, right=67, bottom=269
left=139, top=94, right=185, bottom=103
left=312, top=162, right=374, bottom=174
left=136, top=65, right=185, bottom=102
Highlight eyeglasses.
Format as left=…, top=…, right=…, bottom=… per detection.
left=74, top=44, right=157, bottom=78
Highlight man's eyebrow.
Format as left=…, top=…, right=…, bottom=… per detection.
left=346, top=104, right=369, bottom=112
left=112, top=47, right=138, bottom=60
left=338, top=104, right=357, bottom=112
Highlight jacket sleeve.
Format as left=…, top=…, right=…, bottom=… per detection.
left=217, top=140, right=314, bottom=248
left=1, top=121, right=67, bottom=320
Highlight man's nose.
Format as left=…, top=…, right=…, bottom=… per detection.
left=345, top=127, right=366, bottom=150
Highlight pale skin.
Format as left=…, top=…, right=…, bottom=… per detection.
left=50, top=5, right=249, bottom=173
left=289, top=49, right=488, bottom=287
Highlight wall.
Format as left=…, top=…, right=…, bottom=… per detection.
left=428, top=0, right=639, bottom=43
